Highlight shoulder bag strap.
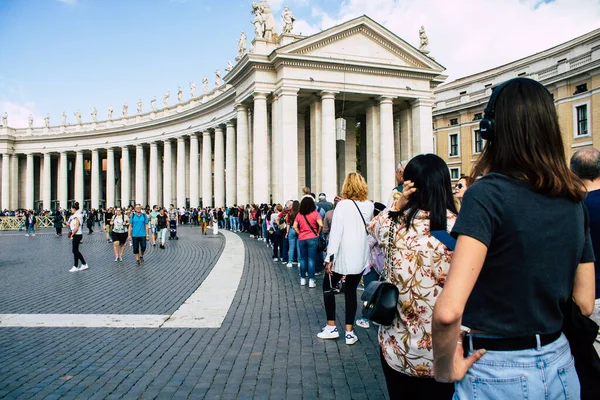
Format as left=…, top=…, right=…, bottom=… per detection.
left=430, top=230, right=457, bottom=251
left=351, top=200, right=369, bottom=235
left=382, top=218, right=395, bottom=281
left=302, top=214, right=319, bottom=237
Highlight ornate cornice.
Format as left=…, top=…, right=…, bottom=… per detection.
left=277, top=59, right=432, bottom=80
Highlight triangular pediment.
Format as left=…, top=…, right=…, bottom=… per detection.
left=277, top=16, right=445, bottom=72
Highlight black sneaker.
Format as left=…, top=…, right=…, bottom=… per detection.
left=136, top=259, right=140, bottom=266
left=140, top=257, right=144, bottom=265
left=160, top=244, right=165, bottom=249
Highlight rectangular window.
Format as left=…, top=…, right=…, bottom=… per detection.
left=449, top=133, right=459, bottom=157
left=450, top=118, right=458, bottom=126
left=577, top=105, right=588, bottom=136
left=473, top=113, right=482, bottom=120
left=450, top=168, right=460, bottom=180
left=574, top=83, right=588, bottom=95
left=474, top=129, right=484, bottom=153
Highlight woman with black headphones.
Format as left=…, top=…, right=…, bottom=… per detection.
left=432, top=78, right=595, bottom=399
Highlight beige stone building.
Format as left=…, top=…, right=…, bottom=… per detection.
left=433, top=28, right=600, bottom=181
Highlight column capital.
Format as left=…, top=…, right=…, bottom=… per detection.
left=320, top=91, right=338, bottom=100
left=202, top=130, right=211, bottom=136
left=253, top=92, right=269, bottom=101
left=177, top=137, right=185, bottom=143
left=411, top=97, right=435, bottom=108
left=214, top=125, right=223, bottom=132
left=149, top=142, right=158, bottom=148
left=106, top=147, right=115, bottom=153
left=379, top=96, right=395, bottom=104
left=226, top=120, right=235, bottom=128
left=274, top=87, right=299, bottom=97
left=136, top=143, right=144, bottom=149
left=235, top=103, right=247, bottom=112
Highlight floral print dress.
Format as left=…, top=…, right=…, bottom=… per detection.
left=367, top=209, right=456, bottom=377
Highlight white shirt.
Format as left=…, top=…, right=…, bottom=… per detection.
left=68, top=211, right=83, bottom=235
left=326, top=199, right=374, bottom=275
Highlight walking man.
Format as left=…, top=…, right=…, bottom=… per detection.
left=128, top=204, right=150, bottom=265
left=149, top=205, right=160, bottom=246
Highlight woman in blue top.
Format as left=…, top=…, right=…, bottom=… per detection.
left=432, top=78, right=595, bottom=399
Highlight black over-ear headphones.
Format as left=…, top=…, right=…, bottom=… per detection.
left=479, top=80, right=512, bottom=142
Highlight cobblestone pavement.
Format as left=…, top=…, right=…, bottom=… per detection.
left=0, top=227, right=388, bottom=399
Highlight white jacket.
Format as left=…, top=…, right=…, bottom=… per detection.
left=326, top=200, right=374, bottom=275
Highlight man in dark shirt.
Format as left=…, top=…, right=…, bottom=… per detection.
left=104, top=208, right=114, bottom=243
left=571, top=148, right=600, bottom=326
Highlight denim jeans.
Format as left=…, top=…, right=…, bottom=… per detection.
left=298, top=238, right=318, bottom=280
left=456, top=334, right=579, bottom=400
left=282, top=232, right=289, bottom=262
left=287, top=229, right=299, bottom=263
left=26, top=225, right=35, bottom=235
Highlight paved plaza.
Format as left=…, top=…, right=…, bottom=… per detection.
left=0, top=226, right=388, bottom=399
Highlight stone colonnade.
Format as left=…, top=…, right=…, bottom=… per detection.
left=0, top=91, right=433, bottom=210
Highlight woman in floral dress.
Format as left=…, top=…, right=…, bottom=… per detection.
left=367, top=154, right=457, bottom=398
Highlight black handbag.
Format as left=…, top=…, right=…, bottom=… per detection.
left=303, top=214, right=327, bottom=252
left=562, top=297, right=600, bottom=399
left=361, top=219, right=399, bottom=326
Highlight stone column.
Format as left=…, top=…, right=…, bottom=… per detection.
left=1, top=154, right=10, bottom=210
left=177, top=137, right=186, bottom=208
left=202, top=130, right=213, bottom=207
left=399, top=107, right=412, bottom=161
left=394, top=118, right=401, bottom=167
left=236, top=105, right=249, bottom=205
left=270, top=95, right=280, bottom=202
left=10, top=154, right=18, bottom=210
left=104, top=148, right=114, bottom=207
left=43, top=152, right=52, bottom=210
left=149, top=142, right=159, bottom=207
left=121, top=147, right=130, bottom=207
left=91, top=149, right=100, bottom=209
left=59, top=152, right=68, bottom=209
left=309, top=98, right=322, bottom=192
left=135, top=145, right=145, bottom=205
left=278, top=88, right=299, bottom=201
left=189, top=134, right=199, bottom=208
left=344, top=117, right=357, bottom=178
left=411, top=98, right=435, bottom=154
left=252, top=93, right=269, bottom=204
left=75, top=151, right=84, bottom=205
left=366, top=102, right=381, bottom=202
left=321, top=92, right=337, bottom=199
left=214, top=126, right=225, bottom=207
left=225, top=121, right=237, bottom=206
left=26, top=154, right=34, bottom=209
left=297, top=113, right=306, bottom=191
left=379, top=97, right=396, bottom=196
left=163, top=140, right=172, bottom=207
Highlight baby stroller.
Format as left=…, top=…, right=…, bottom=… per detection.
left=169, top=220, right=178, bottom=240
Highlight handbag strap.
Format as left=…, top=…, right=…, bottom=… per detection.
left=381, top=218, right=395, bottom=282
left=303, top=214, right=319, bottom=237
left=351, top=200, right=369, bottom=235
left=430, top=230, right=456, bottom=251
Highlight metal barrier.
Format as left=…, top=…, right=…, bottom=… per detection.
left=0, top=216, right=56, bottom=231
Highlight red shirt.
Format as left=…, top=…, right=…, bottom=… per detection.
left=296, top=211, right=321, bottom=240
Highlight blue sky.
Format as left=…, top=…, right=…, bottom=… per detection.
left=1, top=0, right=598, bottom=127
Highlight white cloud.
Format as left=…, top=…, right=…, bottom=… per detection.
left=0, top=101, right=44, bottom=129
left=301, top=0, right=600, bottom=81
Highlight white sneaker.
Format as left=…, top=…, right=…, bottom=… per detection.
left=119, top=257, right=123, bottom=262
left=356, top=319, right=370, bottom=329
left=308, top=279, right=316, bottom=288
left=317, top=327, right=340, bottom=340
left=300, top=278, right=307, bottom=286
left=345, top=331, right=359, bottom=345
left=25, top=234, right=29, bottom=237
left=68, top=266, right=79, bottom=272
left=114, top=257, right=119, bottom=262
left=286, top=263, right=293, bottom=268
left=79, top=264, right=89, bottom=271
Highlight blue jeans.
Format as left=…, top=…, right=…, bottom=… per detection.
left=26, top=225, right=35, bottom=235
left=298, top=238, right=318, bottom=280
left=455, top=334, right=579, bottom=400
left=230, top=217, right=238, bottom=231
left=287, top=229, right=299, bottom=264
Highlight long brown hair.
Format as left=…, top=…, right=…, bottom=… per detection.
left=471, top=78, right=585, bottom=201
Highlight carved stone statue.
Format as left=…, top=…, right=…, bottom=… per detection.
left=122, top=103, right=128, bottom=117
left=107, top=106, right=113, bottom=120
left=151, top=96, right=157, bottom=111
left=177, top=87, right=183, bottom=103
left=137, top=99, right=142, bottom=114
left=226, top=61, right=233, bottom=73
left=251, top=2, right=276, bottom=40
left=236, top=32, right=247, bottom=62
left=61, top=111, right=67, bottom=125
left=28, top=114, right=33, bottom=129
left=215, top=69, right=222, bottom=87
left=281, top=6, right=295, bottom=34
left=202, top=77, right=209, bottom=94
left=91, top=107, right=97, bottom=122
left=419, top=25, right=429, bottom=54
left=164, top=91, right=170, bottom=107
left=2, top=112, right=7, bottom=126
left=44, top=113, right=50, bottom=128
left=74, top=110, right=82, bottom=125
left=190, top=81, right=196, bottom=98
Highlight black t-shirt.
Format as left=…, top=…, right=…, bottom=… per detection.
left=157, top=214, right=168, bottom=230
left=584, top=189, right=600, bottom=298
left=104, top=212, right=113, bottom=224
left=452, top=173, right=594, bottom=337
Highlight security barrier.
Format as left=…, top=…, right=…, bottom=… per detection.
left=0, top=216, right=56, bottom=231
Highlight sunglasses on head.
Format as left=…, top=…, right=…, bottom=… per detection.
left=455, top=183, right=463, bottom=189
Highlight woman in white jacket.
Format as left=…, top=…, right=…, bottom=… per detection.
left=317, top=172, right=374, bottom=345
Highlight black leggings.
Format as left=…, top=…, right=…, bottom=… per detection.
left=323, top=272, right=362, bottom=325
left=72, top=234, right=86, bottom=267
left=380, top=351, right=454, bottom=399
left=272, top=234, right=283, bottom=258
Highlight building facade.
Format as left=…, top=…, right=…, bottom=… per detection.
left=433, top=28, right=600, bottom=181
left=0, top=15, right=445, bottom=211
